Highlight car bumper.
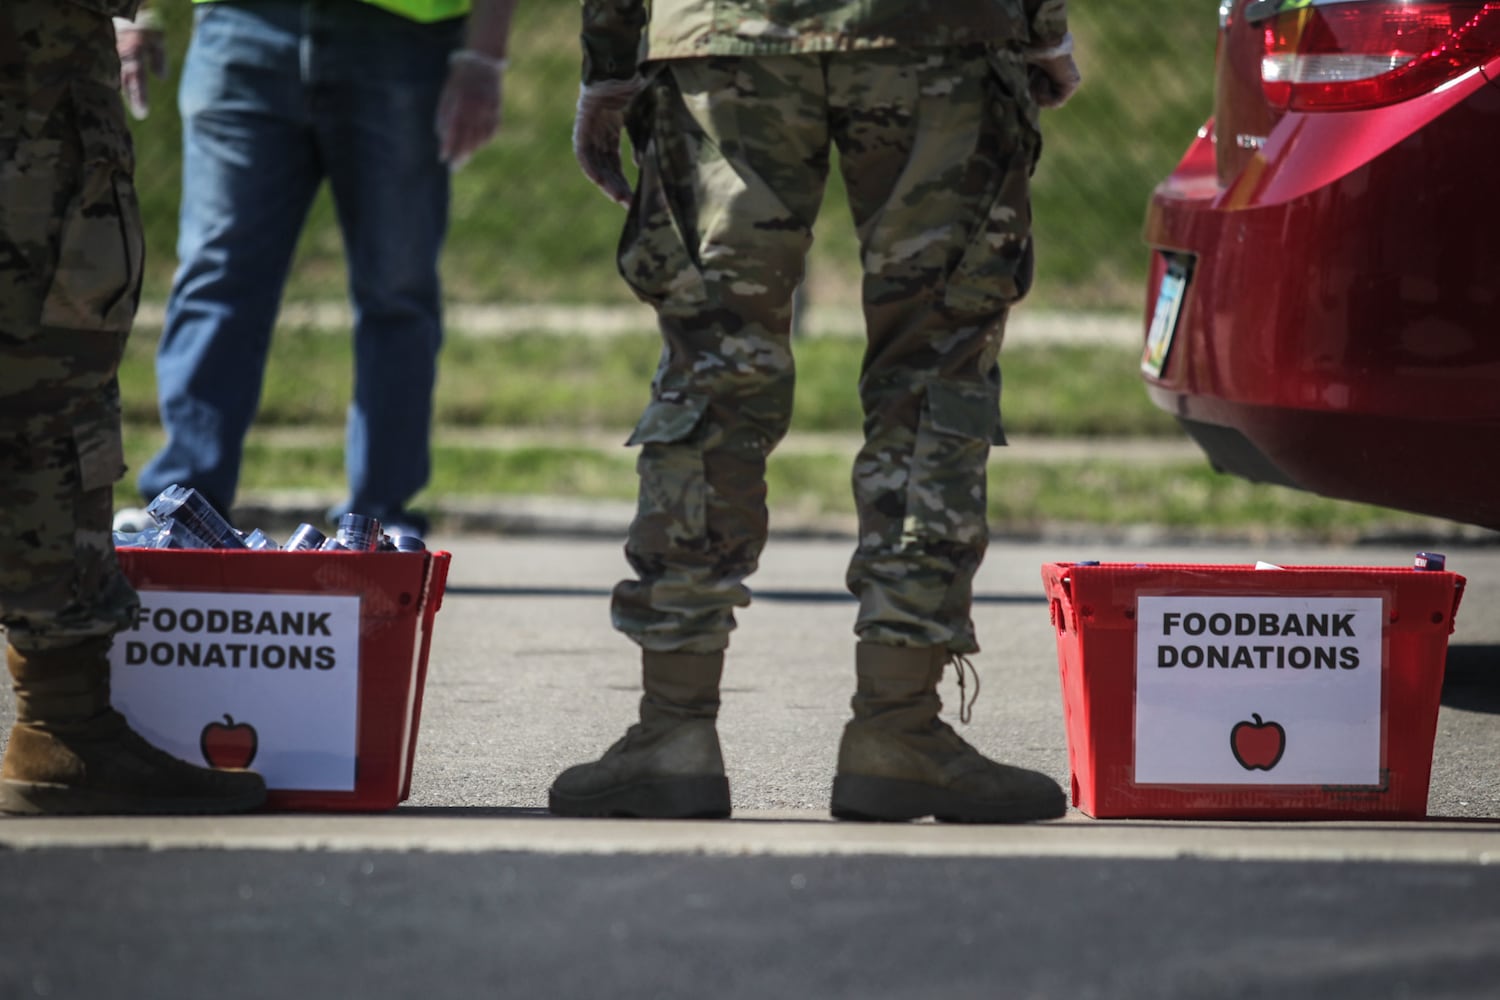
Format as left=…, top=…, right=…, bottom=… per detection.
left=1141, top=68, right=1500, bottom=529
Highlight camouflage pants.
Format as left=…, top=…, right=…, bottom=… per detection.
left=612, top=45, right=1040, bottom=654
left=0, top=1, right=144, bottom=651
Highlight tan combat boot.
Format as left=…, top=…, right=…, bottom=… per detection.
left=830, top=641, right=1066, bottom=823
left=548, top=650, right=731, bottom=819
left=1, top=639, right=267, bottom=815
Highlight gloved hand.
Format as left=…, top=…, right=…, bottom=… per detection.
left=1024, top=31, right=1081, bottom=110
left=113, top=11, right=168, bottom=121
left=573, top=77, right=646, bottom=207
left=436, top=49, right=507, bottom=170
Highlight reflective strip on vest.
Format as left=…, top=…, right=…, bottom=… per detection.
left=190, top=0, right=471, bottom=23
left=358, top=0, right=470, bottom=23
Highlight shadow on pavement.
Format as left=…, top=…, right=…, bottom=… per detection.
left=444, top=584, right=1046, bottom=605
left=391, top=806, right=832, bottom=824
left=395, top=806, right=552, bottom=818
left=1441, top=644, right=1500, bottom=714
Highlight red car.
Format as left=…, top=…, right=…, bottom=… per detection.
left=1140, top=0, right=1500, bottom=530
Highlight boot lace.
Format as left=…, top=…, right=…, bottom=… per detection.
left=946, top=652, right=981, bottom=725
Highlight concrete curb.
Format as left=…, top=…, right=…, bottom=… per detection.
left=134, top=301, right=1146, bottom=348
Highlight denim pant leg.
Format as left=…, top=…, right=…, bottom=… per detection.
left=138, top=1, right=322, bottom=516
left=313, top=5, right=460, bottom=524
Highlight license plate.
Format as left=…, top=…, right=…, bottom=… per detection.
left=1141, top=262, right=1189, bottom=379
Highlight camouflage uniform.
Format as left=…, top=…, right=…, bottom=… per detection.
left=0, top=0, right=144, bottom=652
left=592, top=1, right=1062, bottom=655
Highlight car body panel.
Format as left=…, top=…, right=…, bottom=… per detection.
left=1141, top=1, right=1500, bottom=528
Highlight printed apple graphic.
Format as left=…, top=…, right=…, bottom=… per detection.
left=1230, top=713, right=1286, bottom=771
left=200, top=714, right=258, bottom=769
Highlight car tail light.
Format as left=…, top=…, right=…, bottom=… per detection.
left=1261, top=1, right=1500, bottom=110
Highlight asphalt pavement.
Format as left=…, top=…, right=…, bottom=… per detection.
left=2, top=530, right=1499, bottom=998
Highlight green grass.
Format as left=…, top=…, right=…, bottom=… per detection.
left=117, top=324, right=1470, bottom=541
left=115, top=431, right=1463, bottom=543
left=119, top=325, right=1182, bottom=438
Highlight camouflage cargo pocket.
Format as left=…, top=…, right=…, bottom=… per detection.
left=616, top=70, right=708, bottom=311
left=73, top=383, right=126, bottom=492
left=904, top=379, right=1000, bottom=547
left=37, top=81, right=143, bottom=335
left=0, top=129, right=61, bottom=338
left=941, top=48, right=1042, bottom=318
left=626, top=393, right=711, bottom=544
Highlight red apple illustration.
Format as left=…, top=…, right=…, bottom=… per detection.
left=1230, top=713, right=1286, bottom=771
left=200, top=714, right=258, bottom=769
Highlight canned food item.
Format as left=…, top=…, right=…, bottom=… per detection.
left=337, top=513, right=382, bottom=552
left=242, top=529, right=280, bottom=551
left=392, top=534, right=427, bottom=552
left=284, top=524, right=328, bottom=551
left=1414, top=551, right=1446, bottom=571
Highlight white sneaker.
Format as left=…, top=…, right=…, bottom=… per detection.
left=112, top=507, right=155, bottom=533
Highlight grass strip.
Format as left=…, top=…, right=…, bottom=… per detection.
left=119, top=327, right=1181, bottom=439
left=117, top=434, right=1459, bottom=542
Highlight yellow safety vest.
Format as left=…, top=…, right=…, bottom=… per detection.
left=192, top=0, right=470, bottom=24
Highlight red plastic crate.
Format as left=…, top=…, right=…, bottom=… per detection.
left=1041, top=561, right=1465, bottom=819
left=113, top=547, right=450, bottom=811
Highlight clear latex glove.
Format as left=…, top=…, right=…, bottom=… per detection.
left=113, top=13, right=168, bottom=121
left=573, top=77, right=645, bottom=207
left=1024, top=31, right=1081, bottom=110
left=436, top=50, right=506, bottom=170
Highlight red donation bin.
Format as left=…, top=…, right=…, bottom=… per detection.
left=112, top=547, right=451, bottom=811
left=1041, top=561, right=1465, bottom=819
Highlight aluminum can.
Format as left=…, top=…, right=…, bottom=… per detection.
left=284, top=524, right=328, bottom=551
left=337, top=513, right=382, bottom=552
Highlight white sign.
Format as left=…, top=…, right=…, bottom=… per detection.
left=1134, top=595, right=1384, bottom=786
left=110, top=589, right=363, bottom=791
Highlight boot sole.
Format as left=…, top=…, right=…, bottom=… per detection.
left=830, top=774, right=1067, bottom=824
left=548, top=775, right=731, bottom=819
left=0, top=779, right=267, bottom=817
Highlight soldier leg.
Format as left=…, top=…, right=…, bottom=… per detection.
left=1, top=2, right=143, bottom=648
left=0, top=2, right=264, bottom=814
left=550, top=56, right=832, bottom=818
left=826, top=45, right=1064, bottom=822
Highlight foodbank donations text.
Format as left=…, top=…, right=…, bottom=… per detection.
left=1155, top=608, right=1362, bottom=670
left=122, top=599, right=346, bottom=671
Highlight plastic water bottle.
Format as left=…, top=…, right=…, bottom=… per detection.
left=151, top=520, right=215, bottom=550
left=145, top=485, right=246, bottom=549
left=112, top=526, right=163, bottom=549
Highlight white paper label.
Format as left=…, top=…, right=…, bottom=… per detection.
left=1134, top=595, right=1383, bottom=786
left=110, top=590, right=363, bottom=791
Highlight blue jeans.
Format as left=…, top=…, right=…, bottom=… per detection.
left=138, top=0, right=462, bottom=532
